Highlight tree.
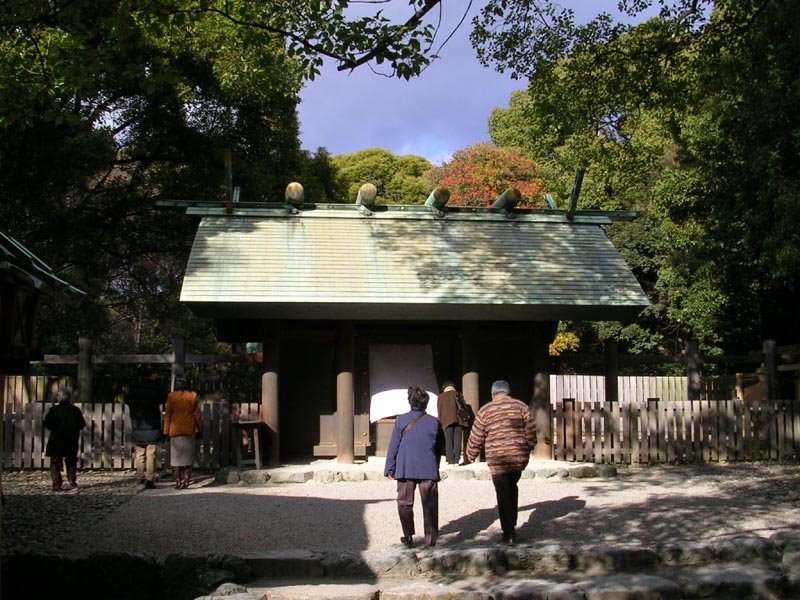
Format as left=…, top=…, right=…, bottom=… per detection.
left=428, top=143, right=544, bottom=207
left=332, top=148, right=431, bottom=203
left=297, top=147, right=348, bottom=203
left=486, top=0, right=800, bottom=354
left=1, top=0, right=467, bottom=353
left=0, top=0, right=307, bottom=353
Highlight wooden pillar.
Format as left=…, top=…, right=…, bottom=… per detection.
left=763, top=339, right=777, bottom=401
left=687, top=340, right=701, bottom=401
left=262, top=321, right=280, bottom=466
left=604, top=339, right=619, bottom=404
left=336, top=321, right=355, bottom=464
left=532, top=324, right=555, bottom=459
left=78, top=337, right=92, bottom=405
left=461, top=326, right=480, bottom=414
left=171, top=337, right=185, bottom=390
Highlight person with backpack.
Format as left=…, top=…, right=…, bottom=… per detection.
left=125, top=367, right=167, bottom=491
left=437, top=380, right=472, bottom=465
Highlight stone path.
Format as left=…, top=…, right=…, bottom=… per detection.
left=3, top=459, right=800, bottom=599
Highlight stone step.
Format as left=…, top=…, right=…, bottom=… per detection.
left=230, top=535, right=794, bottom=579
left=5, top=535, right=798, bottom=600
left=192, top=535, right=800, bottom=600
left=202, top=564, right=793, bottom=600
left=216, top=461, right=618, bottom=486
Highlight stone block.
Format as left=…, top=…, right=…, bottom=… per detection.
left=239, top=470, right=270, bottom=486
left=364, top=471, right=387, bottom=481
left=568, top=465, right=597, bottom=478
left=214, top=467, right=241, bottom=485
left=595, top=464, right=618, bottom=478
left=574, top=545, right=658, bottom=574
left=161, top=553, right=254, bottom=600
left=360, top=549, right=420, bottom=577
left=656, top=541, right=716, bottom=566
left=576, top=574, right=682, bottom=600
left=269, top=470, right=313, bottom=484
left=535, top=468, right=559, bottom=479
left=520, top=469, right=537, bottom=479
left=419, top=547, right=507, bottom=577
left=312, top=469, right=342, bottom=483
left=320, top=551, right=373, bottom=578
left=714, top=536, right=780, bottom=562
left=261, top=582, right=379, bottom=600
left=490, top=578, right=585, bottom=600
left=241, top=550, right=324, bottom=578
left=683, top=565, right=788, bottom=599
left=380, top=580, right=488, bottom=600
left=506, top=544, right=574, bottom=574
left=341, top=470, right=365, bottom=482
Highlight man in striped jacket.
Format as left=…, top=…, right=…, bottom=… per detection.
left=466, top=380, right=536, bottom=546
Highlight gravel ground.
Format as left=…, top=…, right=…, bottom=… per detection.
left=3, top=461, right=800, bottom=559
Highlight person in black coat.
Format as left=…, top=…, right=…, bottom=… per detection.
left=125, top=368, right=167, bottom=490
left=45, top=388, right=86, bottom=491
left=384, top=386, right=444, bottom=548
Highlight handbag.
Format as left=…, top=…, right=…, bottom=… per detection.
left=455, top=393, right=474, bottom=424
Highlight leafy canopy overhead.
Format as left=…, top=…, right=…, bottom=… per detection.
left=487, top=0, right=800, bottom=354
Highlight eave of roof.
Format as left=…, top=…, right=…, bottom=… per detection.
left=0, top=231, right=85, bottom=305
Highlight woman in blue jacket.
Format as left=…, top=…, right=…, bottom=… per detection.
left=384, top=386, right=444, bottom=548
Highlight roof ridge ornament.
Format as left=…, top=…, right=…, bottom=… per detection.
left=356, top=183, right=378, bottom=216
left=424, top=186, right=450, bottom=218
left=492, top=187, right=522, bottom=217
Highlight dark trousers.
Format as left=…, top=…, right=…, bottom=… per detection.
left=50, top=455, right=78, bottom=487
left=396, top=479, right=439, bottom=546
left=444, top=425, right=463, bottom=464
left=491, top=471, right=522, bottom=537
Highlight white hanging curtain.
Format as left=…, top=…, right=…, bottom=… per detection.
left=368, top=343, right=439, bottom=422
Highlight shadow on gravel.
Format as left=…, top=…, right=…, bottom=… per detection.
left=526, top=469, right=800, bottom=546
left=57, top=489, right=386, bottom=556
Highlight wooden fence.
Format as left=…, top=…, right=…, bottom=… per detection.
left=1, top=376, right=260, bottom=470
left=4, top=374, right=800, bottom=469
left=551, top=375, right=800, bottom=463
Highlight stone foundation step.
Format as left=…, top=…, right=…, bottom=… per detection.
left=200, top=564, right=794, bottom=600
left=229, top=535, right=799, bottom=580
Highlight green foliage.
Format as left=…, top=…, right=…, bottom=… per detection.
left=485, top=0, right=800, bottom=355
left=332, top=147, right=431, bottom=204
left=297, top=147, right=349, bottom=203
left=0, top=0, right=307, bottom=353
left=0, top=0, right=449, bottom=354
left=428, top=143, right=544, bottom=207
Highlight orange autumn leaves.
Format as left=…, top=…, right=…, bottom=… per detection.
left=429, top=143, right=544, bottom=208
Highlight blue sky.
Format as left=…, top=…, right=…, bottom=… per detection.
left=297, top=1, right=637, bottom=165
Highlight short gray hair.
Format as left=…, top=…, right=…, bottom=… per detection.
left=491, top=380, right=510, bottom=396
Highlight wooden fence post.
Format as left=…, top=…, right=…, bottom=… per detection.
left=78, top=338, right=92, bottom=405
